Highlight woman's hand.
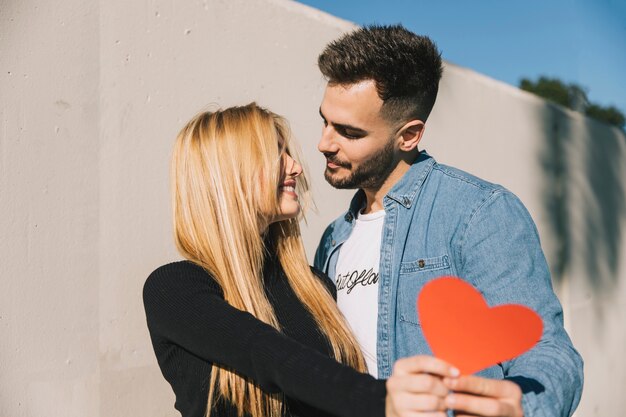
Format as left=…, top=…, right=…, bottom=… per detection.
left=443, top=375, right=524, bottom=417
left=385, top=355, right=460, bottom=417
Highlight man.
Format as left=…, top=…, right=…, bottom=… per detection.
left=313, top=25, right=583, bottom=417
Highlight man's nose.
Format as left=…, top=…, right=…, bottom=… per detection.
left=318, top=125, right=338, bottom=154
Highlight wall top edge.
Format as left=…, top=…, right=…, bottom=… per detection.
left=443, top=61, right=625, bottom=136
left=268, top=0, right=356, bottom=31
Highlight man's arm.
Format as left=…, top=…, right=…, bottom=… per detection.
left=455, top=190, right=583, bottom=417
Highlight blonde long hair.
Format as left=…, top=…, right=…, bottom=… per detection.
left=171, top=103, right=366, bottom=417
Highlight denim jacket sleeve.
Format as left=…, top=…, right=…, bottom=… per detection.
left=458, top=190, right=584, bottom=417
left=314, top=223, right=334, bottom=273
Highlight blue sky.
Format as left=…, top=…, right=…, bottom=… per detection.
left=297, top=0, right=626, bottom=115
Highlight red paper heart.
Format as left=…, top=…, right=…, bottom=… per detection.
left=417, top=276, right=543, bottom=375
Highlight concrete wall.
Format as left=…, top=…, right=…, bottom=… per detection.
left=1, top=0, right=101, bottom=415
left=1, top=0, right=623, bottom=416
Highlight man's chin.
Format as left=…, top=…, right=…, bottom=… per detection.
left=324, top=170, right=358, bottom=189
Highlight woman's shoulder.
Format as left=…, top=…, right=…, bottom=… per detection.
left=309, top=266, right=337, bottom=299
left=149, top=259, right=206, bottom=276
left=143, top=260, right=223, bottom=298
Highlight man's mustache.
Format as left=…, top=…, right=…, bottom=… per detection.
left=324, top=154, right=351, bottom=169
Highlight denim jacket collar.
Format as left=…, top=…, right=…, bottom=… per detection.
left=345, top=151, right=436, bottom=219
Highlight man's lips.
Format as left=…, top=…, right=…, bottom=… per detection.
left=325, top=157, right=349, bottom=169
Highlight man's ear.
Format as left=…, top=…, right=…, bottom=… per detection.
left=398, top=120, right=425, bottom=152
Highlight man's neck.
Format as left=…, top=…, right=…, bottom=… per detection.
left=361, top=160, right=412, bottom=214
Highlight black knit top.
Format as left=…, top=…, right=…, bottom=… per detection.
left=142, top=256, right=386, bottom=417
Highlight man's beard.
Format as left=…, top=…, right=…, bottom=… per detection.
left=324, top=138, right=395, bottom=190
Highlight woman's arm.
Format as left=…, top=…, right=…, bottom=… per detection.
left=143, top=261, right=385, bottom=417
left=144, top=261, right=458, bottom=417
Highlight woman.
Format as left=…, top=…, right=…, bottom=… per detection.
left=143, top=103, right=457, bottom=417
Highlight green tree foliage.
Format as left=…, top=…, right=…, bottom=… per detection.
left=519, top=76, right=625, bottom=131
left=585, top=104, right=626, bottom=130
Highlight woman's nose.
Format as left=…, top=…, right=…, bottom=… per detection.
left=286, top=155, right=302, bottom=178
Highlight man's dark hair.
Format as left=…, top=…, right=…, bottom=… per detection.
left=318, top=24, right=443, bottom=126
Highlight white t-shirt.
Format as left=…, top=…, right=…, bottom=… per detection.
left=335, top=209, right=385, bottom=378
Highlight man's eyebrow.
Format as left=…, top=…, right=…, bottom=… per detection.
left=318, top=107, right=369, bottom=134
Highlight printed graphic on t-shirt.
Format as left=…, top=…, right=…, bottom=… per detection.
left=336, top=268, right=379, bottom=294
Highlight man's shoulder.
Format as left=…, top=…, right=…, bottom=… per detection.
left=425, top=161, right=519, bottom=206
left=414, top=161, right=537, bottom=230
left=427, top=162, right=536, bottom=230
left=430, top=162, right=506, bottom=194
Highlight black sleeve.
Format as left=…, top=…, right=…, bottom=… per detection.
left=311, top=265, right=337, bottom=300
left=143, top=261, right=385, bottom=417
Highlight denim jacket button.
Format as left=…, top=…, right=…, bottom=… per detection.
left=331, top=240, right=336, bottom=246
left=345, top=212, right=354, bottom=222
left=418, top=259, right=425, bottom=268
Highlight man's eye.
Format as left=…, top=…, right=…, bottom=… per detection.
left=340, top=129, right=363, bottom=139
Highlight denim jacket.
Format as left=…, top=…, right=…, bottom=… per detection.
left=314, top=152, right=583, bottom=417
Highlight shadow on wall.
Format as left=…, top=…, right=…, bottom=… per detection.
left=539, top=105, right=572, bottom=284
left=539, top=103, right=626, bottom=313
left=581, top=122, right=625, bottom=295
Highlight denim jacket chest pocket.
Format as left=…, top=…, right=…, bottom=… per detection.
left=398, top=254, right=451, bottom=326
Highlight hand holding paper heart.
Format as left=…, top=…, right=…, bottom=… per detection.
left=417, top=276, right=543, bottom=375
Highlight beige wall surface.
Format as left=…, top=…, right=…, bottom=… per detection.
left=1, top=0, right=624, bottom=416
left=1, top=0, right=101, bottom=416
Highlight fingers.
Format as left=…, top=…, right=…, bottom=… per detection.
left=445, top=392, right=515, bottom=416
left=389, top=391, right=447, bottom=412
left=442, top=376, right=523, bottom=417
left=386, top=375, right=448, bottom=412
left=387, top=411, right=446, bottom=417
left=444, top=376, right=522, bottom=400
left=386, top=356, right=462, bottom=416
left=388, top=373, right=449, bottom=397
left=385, top=392, right=447, bottom=417
left=392, top=355, right=460, bottom=378
left=403, top=413, right=447, bottom=417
